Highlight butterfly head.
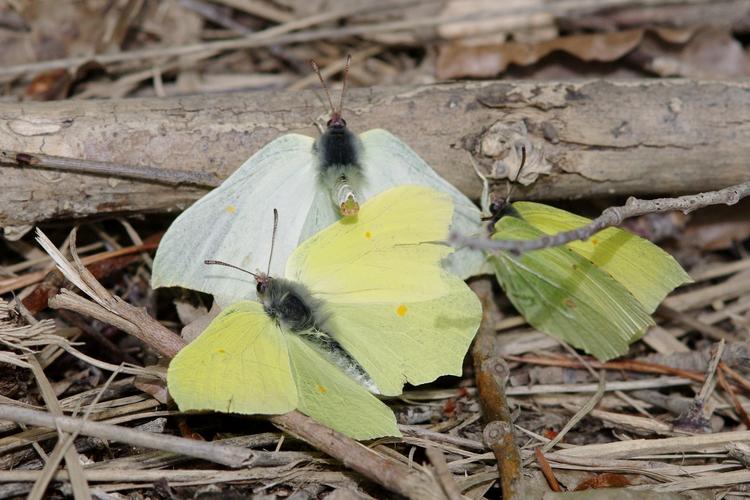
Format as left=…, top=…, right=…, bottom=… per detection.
left=483, top=196, right=520, bottom=234
left=326, top=112, right=347, bottom=133
left=254, top=272, right=271, bottom=296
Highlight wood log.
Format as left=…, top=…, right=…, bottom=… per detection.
left=1, top=79, right=748, bottom=235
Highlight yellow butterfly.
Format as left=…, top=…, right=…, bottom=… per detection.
left=167, top=186, right=482, bottom=439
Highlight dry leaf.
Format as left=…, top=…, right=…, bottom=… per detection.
left=636, top=27, right=750, bottom=78
left=24, top=68, right=72, bottom=100
left=574, top=472, right=631, bottom=491
left=437, top=29, right=645, bottom=79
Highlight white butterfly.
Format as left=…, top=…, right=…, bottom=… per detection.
left=152, top=58, right=484, bottom=305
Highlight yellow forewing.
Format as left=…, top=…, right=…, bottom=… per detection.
left=286, top=335, right=400, bottom=439
left=286, top=185, right=454, bottom=303
left=323, top=273, right=482, bottom=395
left=491, top=216, right=654, bottom=361
left=167, top=301, right=298, bottom=414
left=514, top=202, right=692, bottom=312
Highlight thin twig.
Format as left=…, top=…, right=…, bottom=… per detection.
left=717, top=365, right=750, bottom=428
left=26, top=356, right=91, bottom=500
left=0, top=404, right=261, bottom=467
left=0, top=241, right=159, bottom=296
left=534, top=448, right=562, bottom=492
left=271, top=411, right=441, bottom=499
left=452, top=180, right=750, bottom=253
left=541, top=375, right=606, bottom=454
left=675, top=340, right=725, bottom=432
left=546, top=430, right=750, bottom=460
left=425, top=447, right=463, bottom=500
left=0, top=150, right=221, bottom=188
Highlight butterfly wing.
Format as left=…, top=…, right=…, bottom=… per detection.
left=491, top=216, right=654, bottom=361
left=356, top=129, right=486, bottom=279
left=321, top=275, right=481, bottom=395
left=286, top=335, right=400, bottom=439
left=152, top=134, right=317, bottom=306
left=167, top=301, right=298, bottom=414
left=286, top=185, right=482, bottom=395
left=513, top=202, right=692, bottom=312
left=287, top=185, right=455, bottom=303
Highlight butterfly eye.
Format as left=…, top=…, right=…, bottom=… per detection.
left=326, top=119, right=332, bottom=127
left=489, top=201, right=503, bottom=215
left=256, top=282, right=267, bottom=294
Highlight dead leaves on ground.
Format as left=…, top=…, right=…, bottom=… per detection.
left=437, top=26, right=750, bottom=79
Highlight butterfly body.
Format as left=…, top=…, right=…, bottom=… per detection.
left=257, top=276, right=326, bottom=333
left=313, top=119, right=364, bottom=217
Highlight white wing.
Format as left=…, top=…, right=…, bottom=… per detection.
left=357, top=129, right=486, bottom=279
left=152, top=134, right=317, bottom=306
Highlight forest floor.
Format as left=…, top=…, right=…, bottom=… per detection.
left=2, top=1, right=750, bottom=499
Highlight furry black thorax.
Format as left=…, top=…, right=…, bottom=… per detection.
left=257, top=278, right=326, bottom=333
left=313, top=121, right=363, bottom=174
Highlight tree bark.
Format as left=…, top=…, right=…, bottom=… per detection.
left=1, top=79, right=748, bottom=234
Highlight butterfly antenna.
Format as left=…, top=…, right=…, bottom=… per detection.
left=310, top=59, right=336, bottom=116
left=338, top=53, right=352, bottom=114
left=506, top=144, right=528, bottom=203
left=204, top=260, right=259, bottom=279
left=267, top=208, right=279, bottom=276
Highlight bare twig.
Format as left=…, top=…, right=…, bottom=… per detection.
left=271, top=411, right=441, bottom=499
left=0, top=241, right=158, bottom=295
left=656, top=305, right=739, bottom=342
left=546, top=430, right=750, bottom=460
left=717, top=365, right=750, bottom=428
left=0, top=150, right=220, bottom=188
left=0, top=404, right=259, bottom=467
left=534, top=448, right=562, bottom=492
left=541, top=375, right=606, bottom=453
left=425, top=447, right=463, bottom=500
left=26, top=356, right=90, bottom=500
left=470, top=279, right=523, bottom=498
left=452, top=180, right=750, bottom=253
left=675, top=340, right=725, bottom=432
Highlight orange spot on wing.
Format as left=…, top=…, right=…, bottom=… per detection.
left=563, top=297, right=577, bottom=309
left=216, top=348, right=226, bottom=354
left=364, top=231, right=372, bottom=239
left=316, top=384, right=328, bottom=394
left=225, top=205, right=237, bottom=214
left=396, top=304, right=408, bottom=317
left=590, top=237, right=599, bottom=245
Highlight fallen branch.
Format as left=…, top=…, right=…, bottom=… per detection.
left=0, top=150, right=220, bottom=188
left=3, top=80, right=750, bottom=229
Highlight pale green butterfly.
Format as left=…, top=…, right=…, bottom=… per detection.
left=152, top=57, right=483, bottom=305
left=476, top=160, right=692, bottom=361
